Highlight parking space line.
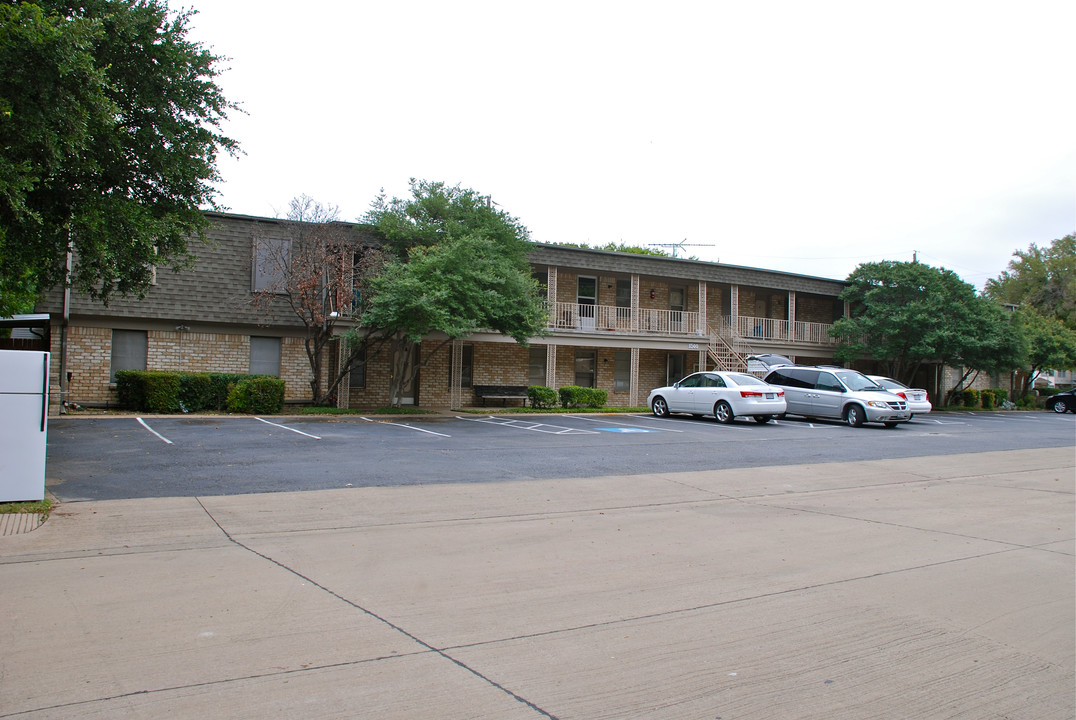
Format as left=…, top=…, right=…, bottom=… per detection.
left=389, top=423, right=451, bottom=437
left=457, top=416, right=600, bottom=435
left=136, top=417, right=173, bottom=445
left=255, top=417, right=322, bottom=440
left=569, top=415, right=685, bottom=432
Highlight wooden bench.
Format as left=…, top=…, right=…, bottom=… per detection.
left=474, top=385, right=529, bottom=407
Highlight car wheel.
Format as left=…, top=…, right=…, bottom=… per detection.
left=1050, top=399, right=1068, bottom=414
left=844, top=404, right=865, bottom=427
left=714, top=400, right=735, bottom=424
left=753, top=415, right=772, bottom=424
left=651, top=396, right=670, bottom=417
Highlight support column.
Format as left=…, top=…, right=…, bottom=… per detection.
left=698, top=280, right=707, bottom=335
left=631, top=274, right=640, bottom=332
left=730, top=285, right=739, bottom=335
left=788, top=291, right=797, bottom=341
left=546, top=343, right=557, bottom=388
left=336, top=339, right=350, bottom=409
left=630, top=347, right=640, bottom=407
left=450, top=338, right=463, bottom=408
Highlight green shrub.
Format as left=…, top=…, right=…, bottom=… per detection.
left=1016, top=395, right=1038, bottom=409
left=178, top=373, right=214, bottom=412
left=115, top=370, right=182, bottom=412
left=980, top=390, right=995, bottom=409
left=115, top=370, right=146, bottom=410
left=227, top=376, right=286, bottom=414
left=527, top=385, right=558, bottom=409
left=987, top=388, right=1008, bottom=404
left=960, top=388, right=980, bottom=408
left=558, top=385, right=608, bottom=408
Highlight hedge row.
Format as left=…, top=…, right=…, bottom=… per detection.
left=526, top=385, right=609, bottom=409
left=115, top=371, right=285, bottom=414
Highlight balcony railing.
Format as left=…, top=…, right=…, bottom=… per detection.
left=548, top=302, right=703, bottom=336
left=732, top=315, right=836, bottom=345
left=546, top=303, right=837, bottom=343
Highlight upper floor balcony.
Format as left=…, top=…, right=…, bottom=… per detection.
left=547, top=301, right=837, bottom=345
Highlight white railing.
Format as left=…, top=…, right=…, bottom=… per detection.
left=732, top=315, right=837, bottom=345
left=548, top=302, right=702, bottom=335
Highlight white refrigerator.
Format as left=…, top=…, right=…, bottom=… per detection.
left=0, top=350, right=50, bottom=502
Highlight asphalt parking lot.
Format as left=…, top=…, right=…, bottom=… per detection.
left=46, top=410, right=1076, bottom=500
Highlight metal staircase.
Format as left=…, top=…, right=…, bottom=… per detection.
left=706, top=322, right=755, bottom=373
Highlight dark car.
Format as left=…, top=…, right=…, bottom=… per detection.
left=1047, top=388, right=1076, bottom=413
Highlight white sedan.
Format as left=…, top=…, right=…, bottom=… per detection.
left=648, top=371, right=787, bottom=424
left=867, top=375, right=932, bottom=418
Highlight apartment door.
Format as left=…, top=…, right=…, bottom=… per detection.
left=669, top=287, right=685, bottom=332
left=578, top=276, right=597, bottom=330
left=667, top=353, right=686, bottom=385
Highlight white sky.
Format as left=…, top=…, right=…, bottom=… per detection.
left=187, top=1, right=1075, bottom=288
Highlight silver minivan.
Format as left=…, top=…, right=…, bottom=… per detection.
left=762, top=366, right=909, bottom=428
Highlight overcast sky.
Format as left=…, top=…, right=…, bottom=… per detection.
left=187, top=1, right=1074, bottom=288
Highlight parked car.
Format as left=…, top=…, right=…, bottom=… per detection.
left=762, top=366, right=909, bottom=428
left=867, top=375, right=932, bottom=418
left=1046, top=388, right=1076, bottom=413
left=648, top=371, right=787, bottom=424
left=746, top=354, right=794, bottom=373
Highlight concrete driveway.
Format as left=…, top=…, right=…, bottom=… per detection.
left=2, top=448, right=1073, bottom=718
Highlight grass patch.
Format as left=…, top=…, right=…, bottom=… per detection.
left=0, top=499, right=51, bottom=520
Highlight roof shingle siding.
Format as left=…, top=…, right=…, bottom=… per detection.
left=36, top=214, right=373, bottom=330
left=528, top=244, right=847, bottom=296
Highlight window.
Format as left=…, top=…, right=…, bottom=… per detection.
left=574, top=349, right=596, bottom=388
left=251, top=236, right=291, bottom=293
left=250, top=337, right=281, bottom=376
left=110, top=330, right=147, bottom=382
left=615, top=279, right=631, bottom=308
left=348, top=346, right=366, bottom=388
left=451, top=343, right=473, bottom=388
left=667, top=353, right=686, bottom=385
left=613, top=350, right=630, bottom=391
left=529, top=346, right=547, bottom=386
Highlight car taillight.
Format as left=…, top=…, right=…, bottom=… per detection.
left=897, top=391, right=907, bottom=399
left=740, top=391, right=764, bottom=398
left=776, top=390, right=784, bottom=397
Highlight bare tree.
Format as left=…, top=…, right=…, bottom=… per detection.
left=250, top=195, right=385, bottom=405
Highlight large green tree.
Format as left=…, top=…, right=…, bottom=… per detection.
left=0, top=0, right=239, bottom=314
left=984, top=233, right=1075, bottom=329
left=832, top=260, right=1020, bottom=392
left=1012, top=307, right=1076, bottom=395
left=360, top=180, right=548, bottom=406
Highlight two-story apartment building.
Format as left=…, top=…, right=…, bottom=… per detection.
left=36, top=212, right=849, bottom=412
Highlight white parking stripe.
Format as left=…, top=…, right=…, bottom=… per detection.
left=255, top=417, right=322, bottom=439
left=136, top=417, right=173, bottom=445
left=388, top=423, right=451, bottom=437
left=457, top=416, right=600, bottom=435
left=569, top=415, right=685, bottom=432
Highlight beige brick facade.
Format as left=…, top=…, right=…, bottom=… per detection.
left=56, top=326, right=314, bottom=407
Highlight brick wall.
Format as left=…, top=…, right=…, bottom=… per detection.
left=56, top=325, right=313, bottom=407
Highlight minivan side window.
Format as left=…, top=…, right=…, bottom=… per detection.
left=816, top=372, right=844, bottom=392
left=788, top=368, right=819, bottom=389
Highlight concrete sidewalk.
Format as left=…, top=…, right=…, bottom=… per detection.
left=2, top=448, right=1073, bottom=719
